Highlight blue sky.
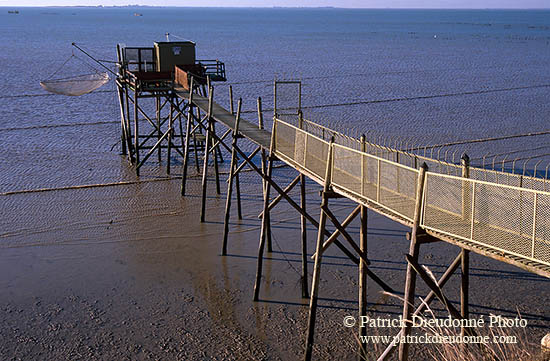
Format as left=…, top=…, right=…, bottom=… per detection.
left=1, top=0, right=549, bottom=8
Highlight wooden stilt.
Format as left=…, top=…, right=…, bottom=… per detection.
left=300, top=174, right=309, bottom=299
left=115, top=44, right=127, bottom=156
left=176, top=98, right=185, bottom=171
left=134, top=90, right=140, bottom=176
left=116, top=85, right=127, bottom=155
left=253, top=156, right=273, bottom=301
left=122, top=80, right=134, bottom=163
left=359, top=203, right=368, bottom=360
left=297, top=111, right=309, bottom=298
left=156, top=95, right=162, bottom=163
left=305, top=138, right=334, bottom=361
left=359, top=133, right=368, bottom=359
left=200, top=85, right=214, bottom=223
left=398, top=163, right=428, bottom=361
left=461, top=248, right=470, bottom=336
left=181, top=78, right=194, bottom=196
left=212, top=120, right=221, bottom=195
left=235, top=170, right=243, bottom=220
left=257, top=97, right=272, bottom=250
left=229, top=85, right=234, bottom=115
left=167, top=95, right=173, bottom=174
left=222, top=99, right=242, bottom=256
left=193, top=106, right=201, bottom=172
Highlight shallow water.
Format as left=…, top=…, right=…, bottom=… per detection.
left=1, top=8, right=550, bottom=191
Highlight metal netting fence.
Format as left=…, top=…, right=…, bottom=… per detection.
left=422, top=172, right=550, bottom=266
left=272, top=118, right=550, bottom=268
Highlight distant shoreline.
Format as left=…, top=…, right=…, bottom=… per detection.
left=2, top=6, right=550, bottom=10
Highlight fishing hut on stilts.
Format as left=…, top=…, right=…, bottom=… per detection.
left=115, top=40, right=227, bottom=176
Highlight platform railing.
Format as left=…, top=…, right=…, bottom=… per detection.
left=422, top=172, right=550, bottom=266
left=272, top=118, right=550, bottom=268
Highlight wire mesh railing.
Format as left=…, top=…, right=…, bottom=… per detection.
left=272, top=118, right=550, bottom=269
left=422, top=172, right=550, bottom=266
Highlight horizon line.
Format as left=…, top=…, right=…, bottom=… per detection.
left=2, top=5, right=550, bottom=9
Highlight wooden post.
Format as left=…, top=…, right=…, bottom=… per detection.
left=299, top=110, right=309, bottom=299
left=300, top=173, right=309, bottom=299
left=253, top=156, right=273, bottom=301
left=461, top=153, right=470, bottom=220
left=228, top=85, right=242, bottom=218
left=258, top=97, right=272, bottom=252
left=193, top=105, right=201, bottom=172
left=134, top=89, right=140, bottom=176
left=229, top=85, right=234, bottom=115
left=156, top=95, right=162, bottom=163
left=304, top=137, right=334, bottom=361
left=124, top=87, right=133, bottom=162
left=167, top=95, right=173, bottom=174
left=211, top=88, right=221, bottom=195
left=398, top=163, right=428, bottom=361
left=116, top=84, right=127, bottom=155
left=206, top=75, right=222, bottom=186
left=200, top=85, right=214, bottom=223
left=460, top=153, right=470, bottom=337
left=222, top=99, right=242, bottom=256
left=235, top=169, right=243, bottom=220
left=176, top=98, right=185, bottom=177
left=359, top=135, right=368, bottom=360
left=181, top=78, right=194, bottom=196
left=116, top=44, right=126, bottom=155
left=273, top=80, right=277, bottom=118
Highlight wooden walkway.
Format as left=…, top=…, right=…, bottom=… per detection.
left=174, top=87, right=271, bottom=150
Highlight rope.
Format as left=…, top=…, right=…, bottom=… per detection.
left=471, top=145, right=550, bottom=161
left=407, top=130, right=550, bottom=151
left=0, top=177, right=178, bottom=196
left=271, top=231, right=302, bottom=278
left=0, top=89, right=115, bottom=99
left=0, top=120, right=118, bottom=132
left=44, top=54, right=75, bottom=80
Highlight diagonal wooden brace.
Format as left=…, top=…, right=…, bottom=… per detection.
left=377, top=253, right=463, bottom=361
left=321, top=205, right=369, bottom=262
left=314, top=205, right=360, bottom=256
left=405, top=254, right=464, bottom=321
left=257, top=175, right=301, bottom=218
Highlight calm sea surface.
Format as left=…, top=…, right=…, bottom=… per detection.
left=1, top=7, right=550, bottom=191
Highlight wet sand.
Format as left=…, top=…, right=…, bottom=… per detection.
left=1, top=168, right=549, bottom=360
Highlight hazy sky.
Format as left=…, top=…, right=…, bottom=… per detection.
left=1, top=0, right=549, bottom=8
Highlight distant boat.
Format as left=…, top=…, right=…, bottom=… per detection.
left=8, top=10, right=19, bottom=14
left=134, top=13, right=143, bottom=16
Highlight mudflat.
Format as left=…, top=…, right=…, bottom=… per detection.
left=1, top=170, right=548, bottom=360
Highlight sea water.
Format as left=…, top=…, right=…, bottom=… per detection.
left=1, top=7, right=550, bottom=192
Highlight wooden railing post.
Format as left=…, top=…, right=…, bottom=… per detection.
left=359, top=136, right=368, bottom=360
left=460, top=153, right=470, bottom=336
